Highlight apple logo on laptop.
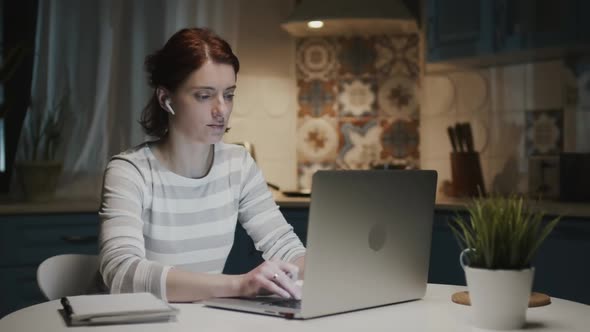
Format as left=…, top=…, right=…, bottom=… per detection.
left=368, top=222, right=387, bottom=252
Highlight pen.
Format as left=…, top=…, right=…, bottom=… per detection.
left=61, top=297, right=74, bottom=317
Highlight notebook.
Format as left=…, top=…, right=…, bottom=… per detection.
left=60, top=292, right=178, bottom=326
left=203, top=169, right=438, bottom=319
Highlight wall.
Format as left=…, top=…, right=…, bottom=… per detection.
left=421, top=58, right=590, bottom=197
left=223, top=0, right=299, bottom=190
left=221, top=0, right=590, bottom=196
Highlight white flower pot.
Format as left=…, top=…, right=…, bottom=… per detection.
left=465, top=266, right=535, bottom=330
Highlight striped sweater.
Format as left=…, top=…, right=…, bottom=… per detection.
left=98, top=142, right=306, bottom=300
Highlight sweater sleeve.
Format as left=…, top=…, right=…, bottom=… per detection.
left=98, top=157, right=172, bottom=300
left=237, top=151, right=306, bottom=263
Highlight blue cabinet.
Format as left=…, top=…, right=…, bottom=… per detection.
left=427, top=0, right=588, bottom=62
left=494, top=0, right=579, bottom=53
left=1, top=207, right=588, bottom=318
left=427, top=0, right=494, bottom=61
left=0, top=213, right=99, bottom=318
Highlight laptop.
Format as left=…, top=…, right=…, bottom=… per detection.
left=203, top=169, right=438, bottom=319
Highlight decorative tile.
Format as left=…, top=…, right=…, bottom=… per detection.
left=377, top=76, right=419, bottom=120
left=297, top=162, right=335, bottom=190
left=298, top=80, right=337, bottom=117
left=296, top=38, right=339, bottom=82
left=337, top=36, right=376, bottom=78
left=337, top=119, right=383, bottom=169
left=296, top=116, right=339, bottom=163
left=525, top=109, right=563, bottom=155
left=374, top=34, right=419, bottom=79
left=337, top=79, right=377, bottom=118
left=380, top=118, right=420, bottom=160
left=294, top=34, right=422, bottom=171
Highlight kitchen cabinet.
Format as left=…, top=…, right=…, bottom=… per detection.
left=426, top=0, right=494, bottom=61
left=427, top=0, right=588, bottom=63
left=494, top=0, right=579, bottom=53
left=0, top=213, right=98, bottom=317
left=1, top=206, right=588, bottom=318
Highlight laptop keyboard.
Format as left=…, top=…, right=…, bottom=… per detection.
left=259, top=298, right=301, bottom=309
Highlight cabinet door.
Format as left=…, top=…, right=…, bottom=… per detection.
left=531, top=217, right=590, bottom=305
left=579, top=0, right=590, bottom=43
left=428, top=210, right=466, bottom=285
left=496, top=0, right=578, bottom=52
left=0, top=266, right=43, bottom=318
left=427, top=0, right=494, bottom=61
left=526, top=0, right=578, bottom=48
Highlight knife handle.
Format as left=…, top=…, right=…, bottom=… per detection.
left=454, top=123, right=464, bottom=152
left=447, top=127, right=457, bottom=152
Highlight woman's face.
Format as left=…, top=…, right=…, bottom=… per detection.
left=169, top=60, right=236, bottom=144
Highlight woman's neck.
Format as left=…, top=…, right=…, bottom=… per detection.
left=153, top=134, right=214, bottom=179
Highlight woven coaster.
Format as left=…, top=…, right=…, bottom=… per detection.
left=451, top=291, right=551, bottom=308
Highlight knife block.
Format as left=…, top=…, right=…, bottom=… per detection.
left=450, top=152, right=486, bottom=197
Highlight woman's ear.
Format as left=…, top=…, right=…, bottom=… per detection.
left=156, top=88, right=174, bottom=115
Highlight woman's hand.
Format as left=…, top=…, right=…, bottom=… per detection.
left=238, top=259, right=301, bottom=299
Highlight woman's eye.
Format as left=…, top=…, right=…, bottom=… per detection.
left=196, top=94, right=211, bottom=101
left=224, top=94, right=235, bottom=101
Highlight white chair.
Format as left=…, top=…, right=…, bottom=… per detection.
left=37, top=254, right=100, bottom=300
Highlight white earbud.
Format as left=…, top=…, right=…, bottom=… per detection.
left=164, top=99, right=175, bottom=115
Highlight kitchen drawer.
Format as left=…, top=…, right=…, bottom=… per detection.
left=0, top=214, right=99, bottom=266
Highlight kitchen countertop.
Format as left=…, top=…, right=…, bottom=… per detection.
left=0, top=191, right=588, bottom=218
left=272, top=191, right=590, bottom=219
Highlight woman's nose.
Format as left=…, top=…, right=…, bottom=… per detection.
left=212, top=96, right=226, bottom=117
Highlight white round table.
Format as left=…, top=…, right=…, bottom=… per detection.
left=1, top=284, right=588, bottom=332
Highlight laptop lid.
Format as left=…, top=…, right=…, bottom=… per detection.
left=299, top=170, right=437, bottom=318
left=203, top=169, right=437, bottom=319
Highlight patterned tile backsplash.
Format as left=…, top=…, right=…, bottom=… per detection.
left=295, top=34, right=420, bottom=189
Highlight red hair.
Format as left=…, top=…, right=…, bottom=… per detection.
left=140, top=28, right=239, bottom=138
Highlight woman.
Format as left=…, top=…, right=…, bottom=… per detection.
left=99, top=28, right=305, bottom=302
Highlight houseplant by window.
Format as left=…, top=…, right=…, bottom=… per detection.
left=15, top=95, right=69, bottom=201
left=450, top=195, right=560, bottom=330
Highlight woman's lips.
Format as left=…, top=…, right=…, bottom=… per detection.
left=207, top=124, right=225, bottom=131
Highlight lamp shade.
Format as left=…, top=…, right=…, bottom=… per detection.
left=281, top=0, right=418, bottom=37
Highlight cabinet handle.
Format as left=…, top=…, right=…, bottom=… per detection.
left=61, top=235, right=98, bottom=244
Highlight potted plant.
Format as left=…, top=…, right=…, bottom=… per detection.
left=15, top=95, right=69, bottom=202
left=450, top=195, right=560, bottom=330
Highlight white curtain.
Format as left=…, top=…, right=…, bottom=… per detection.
left=17, top=0, right=240, bottom=199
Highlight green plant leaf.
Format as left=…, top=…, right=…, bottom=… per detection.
left=450, top=194, right=560, bottom=270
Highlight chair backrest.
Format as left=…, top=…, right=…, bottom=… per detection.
left=37, top=254, right=100, bottom=300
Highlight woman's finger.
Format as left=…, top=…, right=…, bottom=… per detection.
left=270, top=270, right=302, bottom=300
left=259, top=276, right=291, bottom=299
